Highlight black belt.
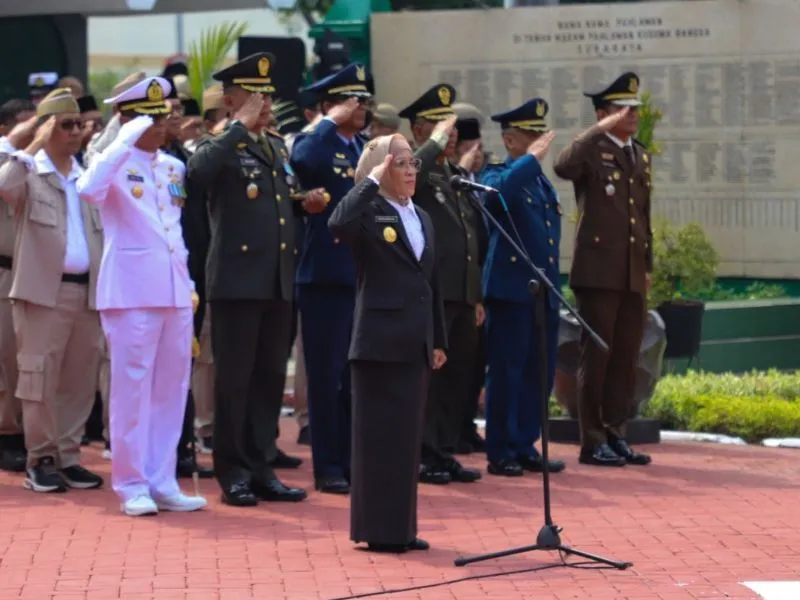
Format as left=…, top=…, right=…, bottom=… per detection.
left=0, top=255, right=11, bottom=269
left=62, top=272, right=90, bottom=285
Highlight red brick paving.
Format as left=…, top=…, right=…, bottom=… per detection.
left=1, top=420, right=799, bottom=600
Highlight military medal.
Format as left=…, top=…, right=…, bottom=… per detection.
left=435, top=187, right=446, bottom=204
left=613, top=171, right=621, bottom=181
left=247, top=182, right=259, bottom=199
left=131, top=185, right=143, bottom=199
left=383, top=226, right=397, bottom=243
left=605, top=183, right=615, bottom=196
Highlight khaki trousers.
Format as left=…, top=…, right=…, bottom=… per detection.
left=13, top=282, right=103, bottom=469
left=0, top=268, right=21, bottom=437
left=191, top=305, right=214, bottom=438
left=292, top=318, right=308, bottom=429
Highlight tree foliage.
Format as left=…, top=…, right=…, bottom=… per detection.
left=187, top=21, right=249, bottom=105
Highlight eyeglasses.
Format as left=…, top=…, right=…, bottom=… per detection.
left=59, top=119, right=83, bottom=131
left=393, top=158, right=422, bottom=171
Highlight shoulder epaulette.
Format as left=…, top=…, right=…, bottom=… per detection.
left=266, top=128, right=284, bottom=140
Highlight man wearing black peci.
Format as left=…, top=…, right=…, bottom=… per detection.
left=187, top=52, right=319, bottom=506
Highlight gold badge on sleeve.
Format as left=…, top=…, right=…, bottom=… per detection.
left=383, top=226, right=397, bottom=243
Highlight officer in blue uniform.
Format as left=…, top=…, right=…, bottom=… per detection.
left=289, top=63, right=372, bottom=495
left=480, top=99, right=567, bottom=477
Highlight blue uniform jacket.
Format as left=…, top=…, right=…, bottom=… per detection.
left=290, top=118, right=364, bottom=286
left=480, top=154, right=562, bottom=309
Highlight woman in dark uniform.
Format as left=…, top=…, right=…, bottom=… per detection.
left=328, top=133, right=448, bottom=553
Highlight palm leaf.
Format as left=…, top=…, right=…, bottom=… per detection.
left=187, top=21, right=249, bottom=105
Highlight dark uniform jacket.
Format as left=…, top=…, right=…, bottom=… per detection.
left=553, top=125, right=652, bottom=294
left=187, top=121, right=297, bottom=302
left=328, top=178, right=447, bottom=368
left=481, top=153, right=562, bottom=310
left=290, top=117, right=364, bottom=287
left=165, top=139, right=211, bottom=335
left=412, top=140, right=482, bottom=306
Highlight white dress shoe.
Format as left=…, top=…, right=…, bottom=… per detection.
left=121, top=495, right=158, bottom=517
left=154, top=493, right=207, bottom=512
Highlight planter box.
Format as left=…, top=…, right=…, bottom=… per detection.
left=664, top=298, right=800, bottom=373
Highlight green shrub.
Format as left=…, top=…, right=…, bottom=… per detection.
left=641, top=369, right=800, bottom=441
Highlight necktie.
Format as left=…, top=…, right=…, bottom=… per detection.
left=348, top=140, right=359, bottom=158
left=623, top=145, right=635, bottom=169
left=260, top=136, right=274, bottom=162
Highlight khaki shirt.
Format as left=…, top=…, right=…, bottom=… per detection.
left=0, top=150, right=104, bottom=309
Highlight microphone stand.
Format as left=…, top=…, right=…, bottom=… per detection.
left=453, top=186, right=631, bottom=571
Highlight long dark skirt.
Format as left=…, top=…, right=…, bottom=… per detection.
left=350, top=359, right=430, bottom=545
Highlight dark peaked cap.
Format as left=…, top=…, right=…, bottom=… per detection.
left=491, top=98, right=549, bottom=133
left=456, top=118, right=481, bottom=141
left=398, top=84, right=456, bottom=122
left=213, top=52, right=277, bottom=94
left=181, top=98, right=201, bottom=116
left=584, top=71, right=642, bottom=110
left=301, top=63, right=372, bottom=98
left=77, top=95, right=98, bottom=113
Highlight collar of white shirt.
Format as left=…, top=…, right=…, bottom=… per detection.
left=34, top=149, right=82, bottom=181
left=604, top=132, right=632, bottom=150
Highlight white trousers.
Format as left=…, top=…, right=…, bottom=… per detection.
left=100, top=307, right=192, bottom=503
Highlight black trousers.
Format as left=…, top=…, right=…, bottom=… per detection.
left=462, top=321, right=487, bottom=438
left=211, top=298, right=293, bottom=489
left=421, top=301, right=478, bottom=463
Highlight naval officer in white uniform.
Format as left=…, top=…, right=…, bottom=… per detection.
left=76, top=76, right=207, bottom=517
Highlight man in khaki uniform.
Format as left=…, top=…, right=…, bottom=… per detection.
left=0, top=126, right=27, bottom=472
left=0, top=89, right=105, bottom=492
left=553, top=72, right=653, bottom=468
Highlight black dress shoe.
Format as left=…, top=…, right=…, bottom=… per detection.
left=315, top=475, right=350, bottom=494
left=441, top=458, right=481, bottom=482
left=407, top=538, right=430, bottom=551
left=177, top=457, right=214, bottom=478
left=579, top=443, right=626, bottom=467
left=296, top=426, right=310, bottom=446
left=0, top=449, right=27, bottom=473
left=419, top=463, right=451, bottom=484
left=269, top=449, right=303, bottom=469
left=487, top=459, right=524, bottom=477
left=221, top=482, right=258, bottom=507
left=366, top=542, right=407, bottom=554
left=517, top=454, right=566, bottom=474
left=608, top=438, right=652, bottom=465
left=251, top=477, right=307, bottom=502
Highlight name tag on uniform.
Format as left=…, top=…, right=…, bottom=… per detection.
left=601, top=152, right=615, bottom=161
left=127, top=173, right=144, bottom=182
left=375, top=215, right=399, bottom=224
left=168, top=182, right=187, bottom=198
left=239, top=157, right=258, bottom=167
left=332, top=156, right=351, bottom=168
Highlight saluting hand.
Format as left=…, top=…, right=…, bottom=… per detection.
left=302, top=187, right=329, bottom=214
left=598, top=107, right=630, bottom=132
left=458, top=140, right=482, bottom=172
left=23, top=116, right=56, bottom=156
left=369, top=153, right=394, bottom=186
left=233, top=94, right=264, bottom=131
left=431, top=115, right=457, bottom=139
left=7, top=114, right=41, bottom=151
left=527, top=131, right=556, bottom=162
left=327, top=97, right=360, bottom=126
left=432, top=349, right=447, bottom=370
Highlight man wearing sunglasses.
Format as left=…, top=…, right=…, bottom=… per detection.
left=289, top=63, right=372, bottom=496
left=398, top=84, right=482, bottom=487
left=0, top=89, right=105, bottom=494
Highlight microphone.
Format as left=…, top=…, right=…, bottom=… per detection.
left=448, top=175, right=499, bottom=195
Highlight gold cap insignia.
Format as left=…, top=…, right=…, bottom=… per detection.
left=535, top=101, right=545, bottom=118
left=258, top=56, right=270, bottom=78
left=146, top=80, right=164, bottom=102
left=356, top=65, right=366, bottom=82
left=438, top=86, right=451, bottom=106
left=628, top=77, right=638, bottom=93
left=383, top=226, right=397, bottom=244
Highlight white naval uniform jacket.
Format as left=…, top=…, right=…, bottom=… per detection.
left=76, top=137, right=194, bottom=311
